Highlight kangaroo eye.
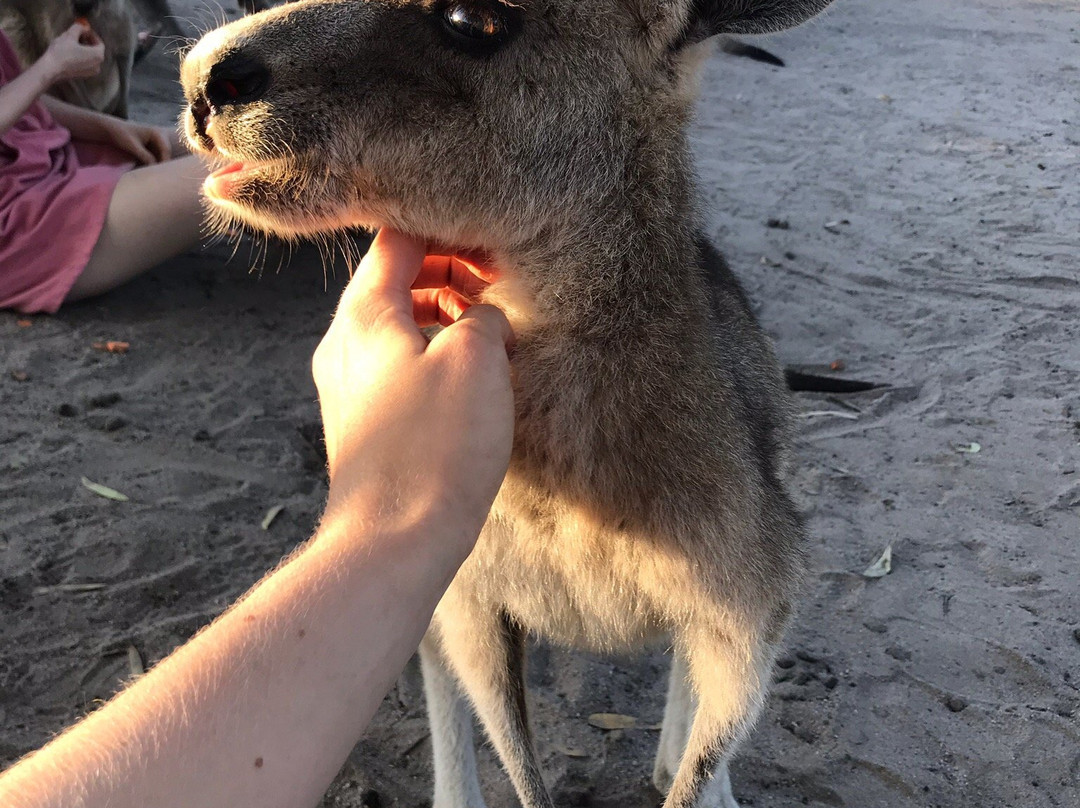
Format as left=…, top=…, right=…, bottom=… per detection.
left=444, top=3, right=505, bottom=41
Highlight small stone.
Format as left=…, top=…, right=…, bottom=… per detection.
left=795, top=650, right=820, bottom=664
left=886, top=645, right=912, bottom=662
left=10, top=369, right=28, bottom=382
left=554, top=786, right=592, bottom=807
left=793, top=670, right=815, bottom=686
left=863, top=619, right=888, bottom=634
left=944, top=695, right=968, bottom=713
left=87, top=414, right=127, bottom=432
left=89, top=392, right=122, bottom=408
left=57, top=403, right=78, bottom=417
left=359, top=788, right=382, bottom=808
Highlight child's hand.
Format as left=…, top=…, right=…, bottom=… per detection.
left=42, top=23, right=105, bottom=84
left=101, top=119, right=173, bottom=164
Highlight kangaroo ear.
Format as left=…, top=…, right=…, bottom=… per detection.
left=677, top=0, right=834, bottom=46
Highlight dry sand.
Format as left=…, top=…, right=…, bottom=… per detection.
left=1, top=0, right=1077, bottom=806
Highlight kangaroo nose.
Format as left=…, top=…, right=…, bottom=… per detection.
left=190, top=95, right=212, bottom=142
left=203, top=52, right=271, bottom=109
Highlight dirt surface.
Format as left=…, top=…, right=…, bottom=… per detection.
left=2, top=0, right=1078, bottom=806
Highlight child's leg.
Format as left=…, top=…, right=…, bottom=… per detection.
left=66, top=155, right=207, bottom=302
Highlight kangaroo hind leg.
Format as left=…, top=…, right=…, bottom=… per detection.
left=419, top=633, right=487, bottom=808
left=428, top=606, right=553, bottom=808
left=661, top=629, right=776, bottom=808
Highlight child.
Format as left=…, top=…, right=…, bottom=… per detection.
left=0, top=22, right=206, bottom=313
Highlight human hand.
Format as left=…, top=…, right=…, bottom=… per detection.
left=102, top=119, right=172, bottom=164
left=312, top=228, right=515, bottom=555
left=41, top=23, right=105, bottom=84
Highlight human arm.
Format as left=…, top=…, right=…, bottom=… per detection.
left=40, top=96, right=175, bottom=164
left=0, top=23, right=103, bottom=137
left=0, top=228, right=514, bottom=808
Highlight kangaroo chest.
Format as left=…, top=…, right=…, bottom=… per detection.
left=449, top=491, right=677, bottom=653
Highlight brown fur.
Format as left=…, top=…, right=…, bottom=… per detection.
left=180, top=1, right=834, bottom=805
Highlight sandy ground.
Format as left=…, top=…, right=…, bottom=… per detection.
left=2, top=0, right=1078, bottom=806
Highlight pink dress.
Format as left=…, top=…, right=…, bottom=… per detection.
left=0, top=30, right=132, bottom=314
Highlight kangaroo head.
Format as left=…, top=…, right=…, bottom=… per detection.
left=180, top=0, right=831, bottom=253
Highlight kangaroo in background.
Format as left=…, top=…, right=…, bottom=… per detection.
left=0, top=0, right=138, bottom=116
left=0, top=0, right=277, bottom=116
left=179, top=1, right=834, bottom=806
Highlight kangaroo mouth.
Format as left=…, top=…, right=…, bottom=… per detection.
left=204, top=159, right=280, bottom=202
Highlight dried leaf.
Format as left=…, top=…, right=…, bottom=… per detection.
left=81, top=476, right=129, bottom=502
left=556, top=746, right=590, bottom=758
left=863, top=546, right=893, bottom=578
left=261, top=504, right=285, bottom=530
left=799, top=410, right=860, bottom=421
left=955, top=442, right=982, bottom=454
left=32, top=582, right=107, bottom=595
left=587, top=713, right=637, bottom=730
left=91, top=341, right=130, bottom=354
left=127, top=644, right=145, bottom=676
left=16, top=319, right=31, bottom=328
left=829, top=359, right=846, bottom=372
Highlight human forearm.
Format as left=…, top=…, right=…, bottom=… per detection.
left=0, top=59, right=54, bottom=137
left=39, top=95, right=112, bottom=142
left=0, top=504, right=473, bottom=808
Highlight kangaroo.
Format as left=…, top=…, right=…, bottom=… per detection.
left=0, top=0, right=280, bottom=118
left=180, top=1, right=833, bottom=806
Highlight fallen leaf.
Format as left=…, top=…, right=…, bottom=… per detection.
left=16, top=319, right=31, bottom=328
left=127, top=644, right=145, bottom=676
left=32, top=582, right=107, bottom=595
left=81, top=476, right=129, bottom=502
left=863, top=546, right=892, bottom=578
left=955, top=442, right=982, bottom=454
left=830, top=359, right=846, bottom=372
left=588, top=713, right=637, bottom=730
left=261, top=504, right=285, bottom=530
left=91, top=341, right=130, bottom=354
left=799, top=410, right=860, bottom=421
left=556, top=746, right=590, bottom=758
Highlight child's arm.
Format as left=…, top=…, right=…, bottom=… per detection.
left=0, top=23, right=103, bottom=138
left=40, top=95, right=173, bottom=164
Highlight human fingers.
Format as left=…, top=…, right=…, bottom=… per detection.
left=122, top=133, right=155, bottom=165
left=338, top=228, right=426, bottom=314
left=411, top=286, right=472, bottom=328
left=145, top=128, right=171, bottom=163
left=79, top=27, right=103, bottom=48
left=411, top=255, right=489, bottom=297
left=429, top=303, right=516, bottom=354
